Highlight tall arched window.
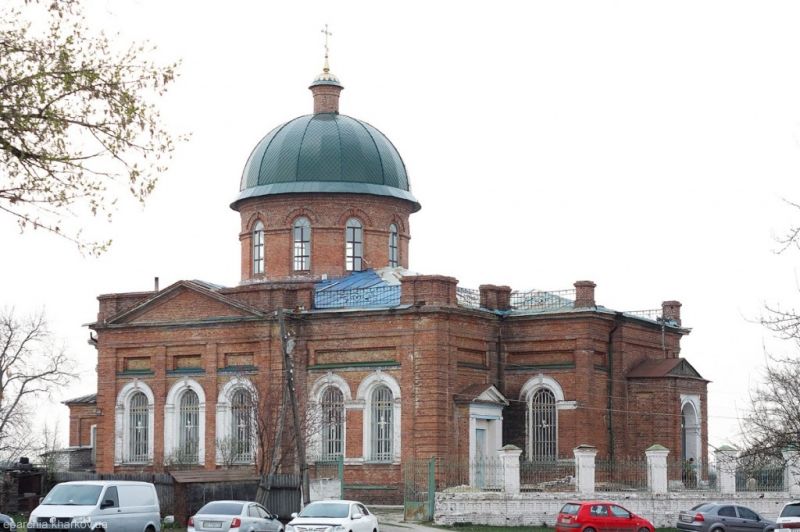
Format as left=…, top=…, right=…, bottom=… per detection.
left=293, top=217, right=311, bottom=271
left=529, top=388, right=557, bottom=460
left=253, top=220, right=265, bottom=275
left=178, top=390, right=200, bottom=463
left=129, top=392, right=149, bottom=463
left=231, top=389, right=253, bottom=462
left=321, top=387, right=344, bottom=460
left=388, top=224, right=399, bottom=267
left=370, top=385, right=393, bottom=462
left=345, top=218, right=363, bottom=271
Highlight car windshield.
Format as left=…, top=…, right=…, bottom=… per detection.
left=781, top=503, right=800, bottom=518
left=692, top=504, right=715, bottom=512
left=41, top=484, right=103, bottom=506
left=298, top=503, right=349, bottom=518
left=198, top=502, right=244, bottom=515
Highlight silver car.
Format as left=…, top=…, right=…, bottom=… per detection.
left=188, top=501, right=283, bottom=532
left=678, top=503, right=775, bottom=532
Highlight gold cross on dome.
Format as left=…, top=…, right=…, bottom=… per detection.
left=321, top=24, right=332, bottom=72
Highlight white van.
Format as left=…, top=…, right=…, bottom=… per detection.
left=28, top=480, right=163, bottom=531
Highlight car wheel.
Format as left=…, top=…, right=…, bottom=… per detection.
left=146, top=527, right=156, bottom=532
left=638, top=528, right=649, bottom=532
left=584, top=527, right=597, bottom=532
left=711, top=527, right=724, bottom=532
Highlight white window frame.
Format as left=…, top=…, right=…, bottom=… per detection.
left=345, top=218, right=363, bottom=271
left=388, top=223, right=399, bottom=267
left=356, top=371, right=401, bottom=463
left=293, top=217, right=312, bottom=271
left=115, top=380, right=155, bottom=466
left=308, top=373, right=351, bottom=462
left=253, top=220, right=265, bottom=275
left=216, top=377, right=257, bottom=465
left=164, top=378, right=206, bottom=465
left=230, top=388, right=254, bottom=463
left=519, top=374, right=575, bottom=460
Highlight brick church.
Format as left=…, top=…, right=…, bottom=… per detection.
left=66, top=54, right=708, bottom=501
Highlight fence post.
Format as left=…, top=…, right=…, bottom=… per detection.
left=782, top=446, right=800, bottom=496
left=338, top=454, right=345, bottom=499
left=645, top=444, right=669, bottom=494
left=427, top=457, right=436, bottom=520
left=573, top=444, right=597, bottom=494
left=498, top=444, right=523, bottom=494
left=715, top=445, right=738, bottom=494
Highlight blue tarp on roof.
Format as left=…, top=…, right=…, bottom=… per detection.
left=314, top=270, right=401, bottom=309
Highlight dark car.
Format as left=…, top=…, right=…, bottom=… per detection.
left=556, top=501, right=655, bottom=532
left=678, top=502, right=775, bottom=532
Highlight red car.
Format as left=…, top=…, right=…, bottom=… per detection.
left=556, top=501, right=655, bottom=532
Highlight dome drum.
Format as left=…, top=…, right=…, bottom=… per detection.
left=238, top=193, right=412, bottom=282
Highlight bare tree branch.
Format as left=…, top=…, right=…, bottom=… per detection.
left=0, top=308, right=76, bottom=461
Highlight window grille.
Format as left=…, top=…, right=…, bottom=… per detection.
left=388, top=224, right=399, bottom=267
left=253, top=221, right=265, bottom=274
left=178, top=390, right=200, bottom=462
left=345, top=218, right=363, bottom=271
left=231, top=389, right=253, bottom=462
left=529, top=388, right=557, bottom=460
left=321, top=387, right=344, bottom=460
left=370, top=385, right=393, bottom=462
left=293, top=217, right=311, bottom=271
left=129, top=392, right=149, bottom=463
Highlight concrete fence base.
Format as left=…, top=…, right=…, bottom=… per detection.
left=435, top=491, right=790, bottom=528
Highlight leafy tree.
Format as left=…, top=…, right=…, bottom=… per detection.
left=0, top=0, right=182, bottom=254
left=0, top=309, right=75, bottom=462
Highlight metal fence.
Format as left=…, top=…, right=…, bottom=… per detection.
left=667, top=458, right=718, bottom=492
left=314, top=285, right=400, bottom=309
left=736, top=464, right=785, bottom=492
left=595, top=457, right=647, bottom=492
left=456, top=287, right=480, bottom=309
left=510, top=289, right=575, bottom=312
left=624, top=309, right=663, bottom=321
left=438, top=457, right=504, bottom=492
left=520, top=458, right=575, bottom=491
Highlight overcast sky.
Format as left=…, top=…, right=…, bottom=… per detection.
left=4, top=0, right=800, bottom=452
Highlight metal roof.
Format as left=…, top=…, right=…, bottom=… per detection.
left=314, top=270, right=401, bottom=309
left=62, top=393, right=97, bottom=405
left=234, top=113, right=420, bottom=212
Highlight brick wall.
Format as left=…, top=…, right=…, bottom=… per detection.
left=234, top=194, right=413, bottom=282
left=67, top=403, right=98, bottom=447
left=90, top=275, right=704, bottom=504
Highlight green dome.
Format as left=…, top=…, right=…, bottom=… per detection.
left=233, top=113, right=420, bottom=211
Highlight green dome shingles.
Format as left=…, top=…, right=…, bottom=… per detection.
left=338, top=116, right=384, bottom=184
left=235, top=113, right=419, bottom=211
left=297, top=114, right=343, bottom=181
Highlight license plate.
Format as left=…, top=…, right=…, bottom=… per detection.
left=204, top=521, right=223, bottom=528
left=680, top=516, right=692, bottom=523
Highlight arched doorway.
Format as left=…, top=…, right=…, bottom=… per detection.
left=681, top=401, right=701, bottom=485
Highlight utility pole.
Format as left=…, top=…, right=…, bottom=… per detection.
left=278, top=308, right=310, bottom=505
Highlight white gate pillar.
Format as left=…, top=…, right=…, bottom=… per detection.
left=574, top=444, right=598, bottom=494
left=715, top=445, right=738, bottom=494
left=645, top=444, right=670, bottom=494
left=498, top=444, right=523, bottom=494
